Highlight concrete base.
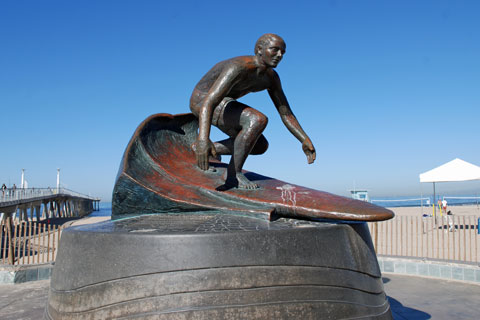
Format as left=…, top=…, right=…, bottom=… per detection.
left=46, top=213, right=392, bottom=319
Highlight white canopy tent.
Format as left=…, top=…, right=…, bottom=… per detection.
left=419, top=158, right=480, bottom=217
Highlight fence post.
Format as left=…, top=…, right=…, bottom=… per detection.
left=6, top=214, right=14, bottom=265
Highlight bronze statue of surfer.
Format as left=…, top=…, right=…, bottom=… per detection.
left=190, top=33, right=316, bottom=189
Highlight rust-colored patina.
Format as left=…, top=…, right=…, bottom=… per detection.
left=112, top=113, right=394, bottom=222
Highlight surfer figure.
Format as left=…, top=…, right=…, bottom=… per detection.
left=190, top=33, right=316, bottom=189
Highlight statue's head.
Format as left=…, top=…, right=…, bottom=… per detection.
left=255, top=33, right=286, bottom=68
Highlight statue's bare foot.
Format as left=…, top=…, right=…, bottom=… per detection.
left=236, top=173, right=258, bottom=189
left=224, top=172, right=258, bottom=189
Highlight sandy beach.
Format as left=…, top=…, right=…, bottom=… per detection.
left=388, top=204, right=480, bottom=217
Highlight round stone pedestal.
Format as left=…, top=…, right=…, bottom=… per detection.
left=46, top=213, right=392, bottom=319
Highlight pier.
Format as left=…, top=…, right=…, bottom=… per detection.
left=0, top=188, right=100, bottom=265
left=0, top=187, right=100, bottom=221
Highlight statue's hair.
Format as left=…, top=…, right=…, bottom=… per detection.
left=255, top=33, right=285, bottom=55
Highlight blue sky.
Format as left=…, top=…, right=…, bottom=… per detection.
left=1, top=0, right=479, bottom=200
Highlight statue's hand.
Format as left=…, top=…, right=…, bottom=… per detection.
left=302, top=138, right=316, bottom=164
left=193, top=138, right=217, bottom=170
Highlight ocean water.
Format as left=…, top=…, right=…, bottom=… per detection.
left=370, top=195, right=480, bottom=208
left=88, top=202, right=112, bottom=217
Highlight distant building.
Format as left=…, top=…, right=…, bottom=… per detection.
left=350, top=190, right=370, bottom=202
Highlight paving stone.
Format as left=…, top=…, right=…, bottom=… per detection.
left=440, top=265, right=452, bottom=278
left=383, top=260, right=394, bottom=272
left=394, top=261, right=406, bottom=274
left=417, top=263, right=429, bottom=276
left=428, top=264, right=440, bottom=277
left=0, top=272, right=14, bottom=284
left=452, top=267, right=464, bottom=280
left=26, top=269, right=38, bottom=282
left=14, top=270, right=26, bottom=284
left=475, top=269, right=480, bottom=283
left=405, top=262, right=417, bottom=275
left=464, top=268, right=475, bottom=282
left=38, top=268, right=51, bottom=280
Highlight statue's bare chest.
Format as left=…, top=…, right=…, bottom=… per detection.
left=230, top=72, right=271, bottom=97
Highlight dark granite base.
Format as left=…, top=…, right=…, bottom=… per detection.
left=46, top=213, right=392, bottom=319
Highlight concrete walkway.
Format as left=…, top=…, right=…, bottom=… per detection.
left=0, top=274, right=479, bottom=319
left=383, top=273, right=480, bottom=319
left=0, top=280, right=49, bottom=319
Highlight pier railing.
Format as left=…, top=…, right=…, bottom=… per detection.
left=368, top=215, right=480, bottom=264
left=0, top=187, right=99, bottom=203
left=0, top=220, right=63, bottom=265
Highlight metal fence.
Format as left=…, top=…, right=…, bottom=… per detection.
left=0, top=220, right=62, bottom=265
left=2, top=213, right=479, bottom=266
left=368, top=215, right=480, bottom=263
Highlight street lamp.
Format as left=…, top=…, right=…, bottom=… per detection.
left=57, top=168, right=60, bottom=192
left=21, top=169, right=25, bottom=189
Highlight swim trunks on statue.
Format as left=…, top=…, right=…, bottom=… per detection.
left=211, top=97, right=236, bottom=126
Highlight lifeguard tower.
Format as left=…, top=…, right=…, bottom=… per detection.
left=350, top=189, right=370, bottom=202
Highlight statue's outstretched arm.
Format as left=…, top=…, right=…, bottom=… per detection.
left=268, top=72, right=316, bottom=164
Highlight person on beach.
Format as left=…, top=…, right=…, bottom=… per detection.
left=442, top=198, right=447, bottom=215
left=1, top=183, right=6, bottom=197
left=190, top=33, right=316, bottom=189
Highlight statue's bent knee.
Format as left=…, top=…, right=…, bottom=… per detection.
left=251, top=136, right=269, bottom=155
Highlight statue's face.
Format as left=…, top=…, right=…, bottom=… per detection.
left=259, top=38, right=286, bottom=68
